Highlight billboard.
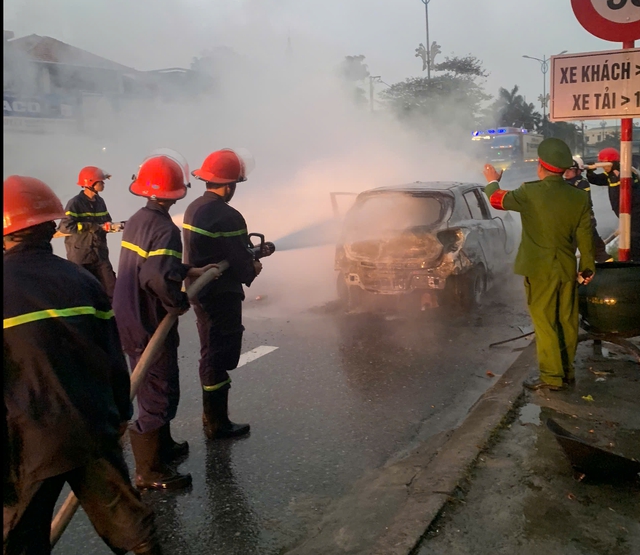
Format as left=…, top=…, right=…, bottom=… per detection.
left=4, top=93, right=79, bottom=132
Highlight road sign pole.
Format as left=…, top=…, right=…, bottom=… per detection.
left=619, top=39, right=635, bottom=262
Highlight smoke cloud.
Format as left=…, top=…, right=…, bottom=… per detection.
left=4, top=1, right=496, bottom=314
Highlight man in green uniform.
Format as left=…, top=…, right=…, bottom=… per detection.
left=483, top=138, right=596, bottom=391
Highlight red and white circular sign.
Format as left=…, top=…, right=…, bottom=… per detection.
left=571, top=0, right=640, bottom=42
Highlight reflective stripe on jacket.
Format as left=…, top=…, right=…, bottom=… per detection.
left=112, top=201, right=189, bottom=354
left=587, top=167, right=640, bottom=219
left=4, top=241, right=131, bottom=484
left=183, top=191, right=256, bottom=300
left=58, top=191, right=112, bottom=265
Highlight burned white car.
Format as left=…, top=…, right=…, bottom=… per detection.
left=334, top=182, right=516, bottom=311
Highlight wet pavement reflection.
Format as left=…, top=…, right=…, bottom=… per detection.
left=55, top=277, right=530, bottom=554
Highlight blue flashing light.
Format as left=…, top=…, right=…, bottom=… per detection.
left=473, top=127, right=534, bottom=138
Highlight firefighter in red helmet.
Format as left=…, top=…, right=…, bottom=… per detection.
left=112, top=153, right=214, bottom=491
left=3, top=176, right=162, bottom=554
left=587, top=147, right=640, bottom=260
left=58, top=166, right=117, bottom=300
left=183, top=149, right=261, bottom=440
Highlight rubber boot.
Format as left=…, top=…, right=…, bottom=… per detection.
left=202, top=389, right=250, bottom=439
left=158, top=422, right=189, bottom=463
left=129, top=428, right=192, bottom=491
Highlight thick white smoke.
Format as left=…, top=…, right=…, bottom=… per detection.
left=4, top=1, right=492, bottom=314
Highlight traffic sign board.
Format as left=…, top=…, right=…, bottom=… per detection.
left=571, top=0, right=640, bottom=42
left=550, top=48, right=640, bottom=120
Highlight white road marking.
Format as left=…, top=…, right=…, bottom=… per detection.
left=237, top=346, right=279, bottom=368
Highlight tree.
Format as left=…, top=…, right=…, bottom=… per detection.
left=380, top=54, right=490, bottom=130
left=489, top=85, right=541, bottom=130
left=338, top=55, right=370, bottom=107
left=339, top=55, right=370, bottom=82
left=434, top=55, right=485, bottom=78
left=542, top=121, right=584, bottom=153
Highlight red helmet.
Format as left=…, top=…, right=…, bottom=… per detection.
left=130, top=156, right=188, bottom=201
left=3, top=175, right=65, bottom=236
left=598, top=148, right=620, bottom=163
left=192, top=149, right=250, bottom=184
left=77, top=166, right=111, bottom=187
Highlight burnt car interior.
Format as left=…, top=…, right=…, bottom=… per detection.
left=343, top=193, right=450, bottom=243
left=333, top=183, right=516, bottom=313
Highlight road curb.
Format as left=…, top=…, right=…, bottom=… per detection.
left=371, top=341, right=536, bottom=555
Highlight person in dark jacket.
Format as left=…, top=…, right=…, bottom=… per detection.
left=183, top=149, right=262, bottom=440
left=3, top=175, right=161, bottom=555
left=563, top=156, right=612, bottom=263
left=587, top=147, right=640, bottom=261
left=113, top=154, right=213, bottom=491
left=58, top=166, right=117, bottom=300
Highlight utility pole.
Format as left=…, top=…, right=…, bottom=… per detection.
left=523, top=50, right=567, bottom=136
left=420, top=0, right=432, bottom=80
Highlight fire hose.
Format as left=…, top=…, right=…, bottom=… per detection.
left=50, top=234, right=275, bottom=546
left=49, top=261, right=229, bottom=547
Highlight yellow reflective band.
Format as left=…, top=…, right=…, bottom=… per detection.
left=65, top=211, right=109, bottom=217
left=584, top=187, right=590, bottom=192
left=121, top=241, right=182, bottom=260
left=4, top=306, right=114, bottom=329
left=183, top=224, right=246, bottom=239
left=202, top=378, right=232, bottom=392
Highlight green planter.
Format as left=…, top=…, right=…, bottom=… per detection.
left=578, top=262, right=640, bottom=337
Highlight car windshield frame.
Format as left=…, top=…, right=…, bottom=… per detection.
left=343, top=191, right=452, bottom=242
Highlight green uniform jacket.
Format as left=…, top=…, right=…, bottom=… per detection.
left=484, top=175, right=595, bottom=282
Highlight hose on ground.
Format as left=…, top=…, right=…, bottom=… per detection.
left=49, top=261, right=229, bottom=547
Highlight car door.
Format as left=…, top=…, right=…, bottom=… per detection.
left=462, top=188, right=504, bottom=273
left=454, top=189, right=487, bottom=270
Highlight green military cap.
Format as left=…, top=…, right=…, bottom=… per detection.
left=537, top=137, right=573, bottom=173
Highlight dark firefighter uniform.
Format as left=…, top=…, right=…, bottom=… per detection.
left=112, top=201, right=190, bottom=435
left=183, top=191, right=256, bottom=394
left=58, top=191, right=117, bottom=299
left=4, top=240, right=156, bottom=554
left=485, top=138, right=595, bottom=388
left=587, top=165, right=640, bottom=261
left=565, top=172, right=611, bottom=263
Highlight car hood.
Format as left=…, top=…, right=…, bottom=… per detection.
left=344, top=231, right=444, bottom=264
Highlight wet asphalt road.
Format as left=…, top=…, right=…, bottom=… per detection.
left=55, top=270, right=532, bottom=555
left=50, top=167, right=620, bottom=554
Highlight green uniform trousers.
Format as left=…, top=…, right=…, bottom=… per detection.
left=524, top=276, right=579, bottom=386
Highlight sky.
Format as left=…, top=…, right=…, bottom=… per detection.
left=3, top=0, right=624, bottom=125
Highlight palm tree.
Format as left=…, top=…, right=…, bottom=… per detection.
left=491, top=85, right=542, bottom=130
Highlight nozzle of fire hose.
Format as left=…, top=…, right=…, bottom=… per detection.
left=104, top=221, right=125, bottom=233
left=251, top=241, right=276, bottom=260
left=248, top=232, right=275, bottom=260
